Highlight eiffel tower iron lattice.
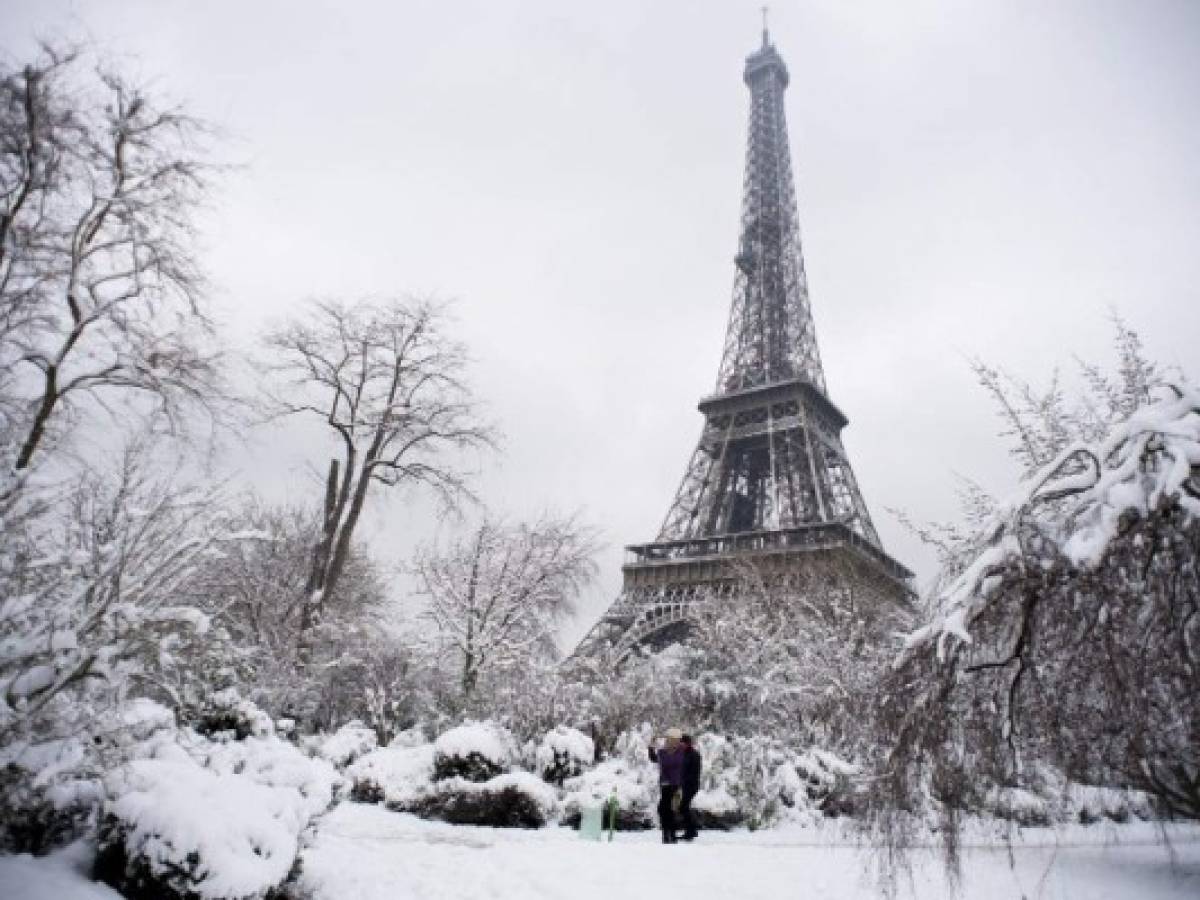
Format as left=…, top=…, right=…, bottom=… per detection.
left=577, top=28, right=912, bottom=662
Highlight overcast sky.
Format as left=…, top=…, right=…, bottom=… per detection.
left=4, top=0, right=1199, bottom=647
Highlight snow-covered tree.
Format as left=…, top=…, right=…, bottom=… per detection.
left=0, top=441, right=249, bottom=746
left=867, top=366, right=1200, bottom=872
left=415, top=514, right=598, bottom=707
left=171, top=500, right=389, bottom=726
left=263, top=298, right=493, bottom=663
left=0, top=45, right=223, bottom=473
left=683, top=560, right=911, bottom=748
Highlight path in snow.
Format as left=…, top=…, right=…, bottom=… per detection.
left=299, top=804, right=1200, bottom=900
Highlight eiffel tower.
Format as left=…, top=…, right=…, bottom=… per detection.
left=578, top=25, right=912, bottom=661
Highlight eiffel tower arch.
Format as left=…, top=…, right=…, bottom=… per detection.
left=577, top=27, right=913, bottom=663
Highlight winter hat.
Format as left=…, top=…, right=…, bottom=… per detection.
left=665, top=727, right=683, bottom=739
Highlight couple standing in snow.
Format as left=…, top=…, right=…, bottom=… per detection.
left=648, top=728, right=702, bottom=844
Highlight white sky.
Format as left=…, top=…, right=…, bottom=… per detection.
left=4, top=0, right=1199, bottom=647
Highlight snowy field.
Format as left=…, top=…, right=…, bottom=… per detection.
left=296, top=805, right=1200, bottom=900
left=3, top=806, right=1199, bottom=900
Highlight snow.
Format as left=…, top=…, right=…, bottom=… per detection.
left=0, top=842, right=123, bottom=900
left=692, top=784, right=738, bottom=816
left=563, top=758, right=652, bottom=811
left=434, top=771, right=560, bottom=819
left=534, top=725, right=594, bottom=775
left=297, top=803, right=1200, bottom=900
left=88, top=722, right=340, bottom=899
left=903, top=385, right=1200, bottom=659
left=433, top=722, right=514, bottom=767
left=317, top=722, right=379, bottom=769
left=203, top=688, right=276, bottom=739
left=191, top=733, right=341, bottom=825
left=103, top=758, right=304, bottom=899
left=346, top=744, right=436, bottom=806
left=387, top=726, right=429, bottom=749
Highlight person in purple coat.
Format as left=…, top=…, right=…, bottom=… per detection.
left=648, top=728, right=685, bottom=843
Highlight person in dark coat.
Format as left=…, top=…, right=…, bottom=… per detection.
left=678, top=734, right=702, bottom=841
left=648, top=728, right=685, bottom=843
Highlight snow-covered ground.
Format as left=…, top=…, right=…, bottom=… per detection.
left=4, top=807, right=1198, bottom=899
left=298, top=804, right=1200, bottom=900
left=0, top=843, right=122, bottom=900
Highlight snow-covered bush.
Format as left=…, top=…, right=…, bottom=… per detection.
left=793, top=748, right=861, bottom=818
left=409, top=771, right=559, bottom=828
left=535, top=725, right=594, bottom=786
left=345, top=744, right=435, bottom=809
left=687, top=735, right=861, bottom=829
left=562, top=757, right=655, bottom=831
left=1068, top=783, right=1153, bottom=825
left=697, top=734, right=785, bottom=829
left=94, top=725, right=338, bottom=900
left=0, top=698, right=177, bottom=854
left=691, top=785, right=742, bottom=830
left=882, top=385, right=1200, bottom=819
left=388, top=726, right=428, bottom=749
left=193, top=689, right=275, bottom=742
left=316, top=722, right=378, bottom=769
left=982, top=786, right=1054, bottom=827
left=0, top=761, right=97, bottom=854
left=96, top=759, right=298, bottom=900
left=432, top=722, right=515, bottom=782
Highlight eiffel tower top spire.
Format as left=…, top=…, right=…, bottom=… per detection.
left=720, top=26, right=826, bottom=398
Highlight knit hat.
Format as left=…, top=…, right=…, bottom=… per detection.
left=665, top=727, right=683, bottom=739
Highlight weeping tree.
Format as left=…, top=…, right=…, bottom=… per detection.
left=263, top=298, right=493, bottom=662
left=867, top=328, right=1199, bottom=878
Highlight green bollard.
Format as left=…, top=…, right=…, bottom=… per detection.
left=605, top=791, right=619, bottom=842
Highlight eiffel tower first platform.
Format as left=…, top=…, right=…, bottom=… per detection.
left=577, top=26, right=913, bottom=662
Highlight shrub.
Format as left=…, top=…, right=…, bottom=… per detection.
left=95, top=759, right=301, bottom=900
left=192, top=690, right=274, bottom=742
left=0, top=763, right=97, bottom=854
left=0, top=698, right=175, bottom=854
left=409, top=772, right=558, bottom=828
left=349, top=778, right=385, bottom=804
left=94, top=727, right=338, bottom=900
left=562, top=758, right=654, bottom=831
left=346, top=744, right=435, bottom=809
left=535, top=726, right=594, bottom=786
left=316, top=722, right=378, bottom=769
left=432, top=722, right=514, bottom=783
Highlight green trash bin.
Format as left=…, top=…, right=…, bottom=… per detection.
left=579, top=803, right=603, bottom=841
